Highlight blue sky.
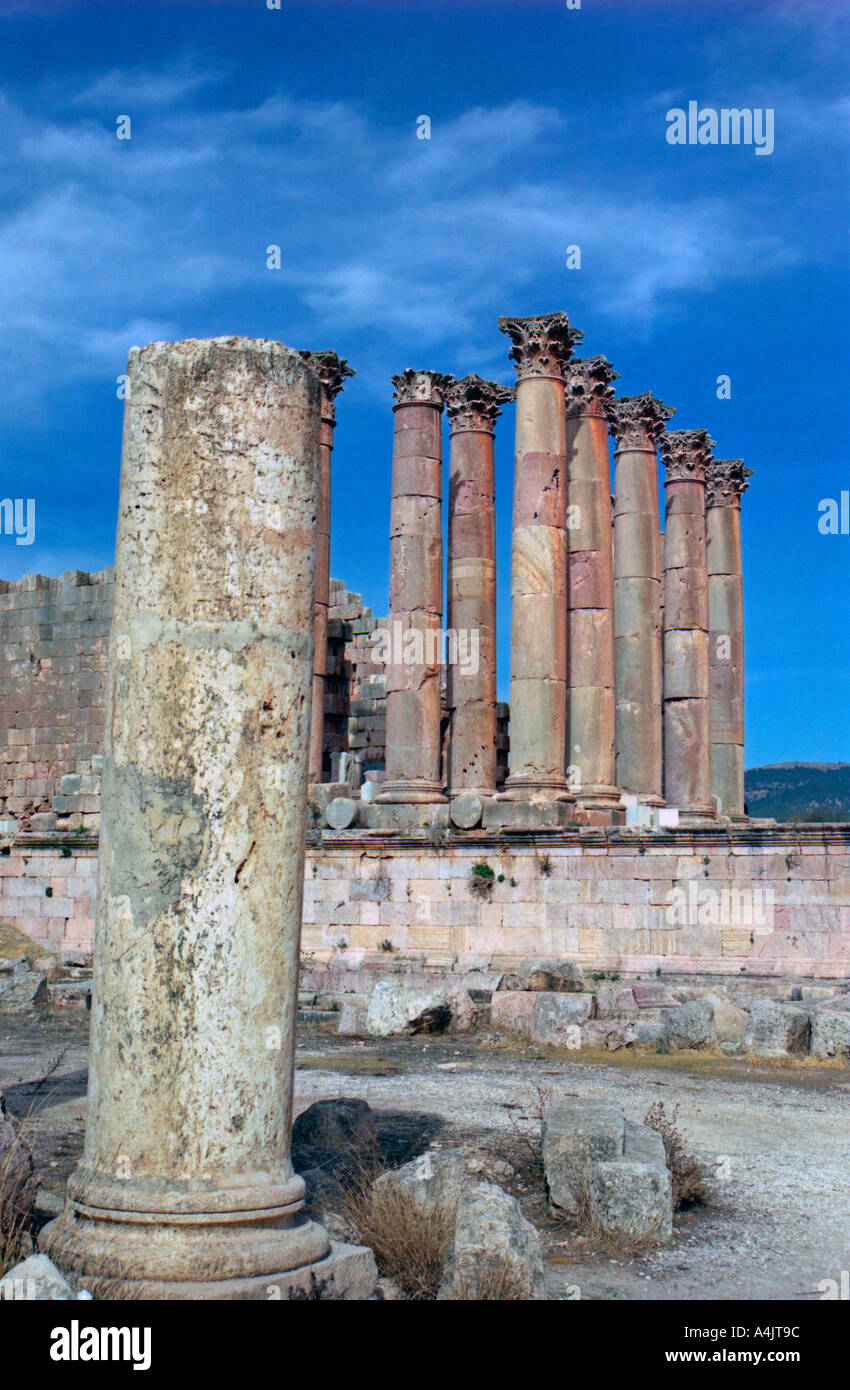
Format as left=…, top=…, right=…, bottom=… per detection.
left=0, top=0, right=847, bottom=766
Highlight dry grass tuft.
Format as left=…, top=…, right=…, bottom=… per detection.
left=339, top=1171, right=455, bottom=1300
left=643, top=1100, right=706, bottom=1210
left=0, top=1107, right=40, bottom=1278
left=454, top=1256, right=529, bottom=1301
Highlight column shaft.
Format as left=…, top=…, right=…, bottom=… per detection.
left=498, top=314, right=583, bottom=799
left=445, top=375, right=511, bottom=796
left=661, top=429, right=716, bottom=821
left=300, top=351, right=354, bottom=786
left=378, top=370, right=449, bottom=802
left=608, top=394, right=675, bottom=805
left=42, top=338, right=333, bottom=1296
left=564, top=357, right=619, bottom=809
left=706, top=458, right=752, bottom=818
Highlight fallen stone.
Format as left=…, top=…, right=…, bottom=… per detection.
left=661, top=997, right=716, bottom=1051
left=0, top=969, right=48, bottom=1016
left=530, top=992, right=592, bottom=1047
left=336, top=994, right=370, bottom=1036
left=325, top=797, right=358, bottom=830
left=365, top=982, right=451, bottom=1037
left=517, top=958, right=584, bottom=993
left=632, top=981, right=680, bottom=1010
left=593, top=984, right=638, bottom=1018
left=705, top=992, right=748, bottom=1050
left=375, top=1147, right=468, bottom=1212
left=439, top=1181, right=545, bottom=1300
left=635, top=1019, right=665, bottom=1049
left=490, top=990, right=536, bottom=1037
left=446, top=985, right=476, bottom=1033
left=624, top=1119, right=667, bottom=1167
left=58, top=948, right=88, bottom=969
left=291, top=1098, right=378, bottom=1182
left=0, top=1254, right=75, bottom=1301
left=542, top=1099, right=625, bottom=1215
left=810, top=1010, right=850, bottom=1059
left=449, top=794, right=483, bottom=829
left=461, top=969, right=504, bottom=1002
left=745, top=1001, right=812, bottom=1058
left=589, top=1160, right=673, bottom=1244
left=581, top=1018, right=638, bottom=1051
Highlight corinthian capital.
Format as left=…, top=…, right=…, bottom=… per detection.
left=607, top=392, right=676, bottom=449
left=705, top=458, right=753, bottom=507
left=660, top=429, right=716, bottom=483
left=444, top=374, right=514, bottom=434
left=392, top=369, right=451, bottom=409
left=298, top=350, right=355, bottom=424
left=564, top=356, right=619, bottom=419
left=498, top=312, right=583, bottom=382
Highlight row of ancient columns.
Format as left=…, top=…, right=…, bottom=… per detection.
left=365, top=313, right=751, bottom=821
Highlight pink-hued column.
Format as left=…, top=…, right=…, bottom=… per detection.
left=563, top=356, right=620, bottom=810
left=705, top=457, right=752, bottom=819
left=661, top=428, right=717, bottom=822
left=378, top=370, right=450, bottom=803
left=607, top=393, right=676, bottom=805
left=300, top=351, right=354, bottom=786
left=444, top=375, right=513, bottom=797
left=498, top=312, right=583, bottom=799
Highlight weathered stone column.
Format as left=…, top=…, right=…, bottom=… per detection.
left=607, top=393, right=675, bottom=805
left=444, top=374, right=512, bottom=797
left=660, top=428, right=717, bottom=822
left=563, top=357, right=620, bottom=813
left=300, top=350, right=354, bottom=786
left=705, top=457, right=752, bottom=819
left=378, top=369, right=450, bottom=803
left=498, top=313, right=582, bottom=800
left=42, top=338, right=372, bottom=1299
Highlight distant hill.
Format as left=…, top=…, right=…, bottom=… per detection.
left=744, top=763, right=850, bottom=822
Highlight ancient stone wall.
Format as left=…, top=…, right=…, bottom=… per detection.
left=0, top=570, right=114, bottom=833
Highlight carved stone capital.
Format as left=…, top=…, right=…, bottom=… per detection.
left=444, top=374, right=514, bottom=434
left=660, top=429, right=716, bottom=484
left=705, top=458, right=753, bottom=507
left=607, top=392, right=676, bottom=449
left=392, top=369, right=451, bottom=409
left=563, top=356, right=619, bottom=419
left=298, top=350, right=355, bottom=425
left=497, top=312, right=583, bottom=382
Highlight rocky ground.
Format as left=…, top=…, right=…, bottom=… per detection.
left=2, top=1013, right=848, bottom=1301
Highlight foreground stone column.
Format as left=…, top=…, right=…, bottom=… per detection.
left=563, top=357, right=620, bottom=813
left=608, top=393, right=675, bottom=805
left=378, top=369, right=450, bottom=803
left=706, top=457, right=752, bottom=819
left=300, top=350, right=354, bottom=786
left=42, top=338, right=370, bottom=1299
left=444, top=375, right=512, bottom=797
left=661, top=428, right=716, bottom=822
left=498, top=313, right=582, bottom=800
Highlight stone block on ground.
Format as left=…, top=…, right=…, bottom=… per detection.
left=704, top=992, right=748, bottom=1051
left=745, top=1000, right=812, bottom=1058
left=374, top=1146, right=468, bottom=1212
left=0, top=968, right=48, bottom=1016
left=490, top=990, right=536, bottom=1037
left=542, top=1099, right=625, bottom=1215
left=589, top=1160, right=673, bottom=1244
left=292, top=1098, right=378, bottom=1185
left=516, top=958, right=584, bottom=993
left=581, top=1018, right=638, bottom=1051
left=632, top=981, right=681, bottom=1010
left=660, top=997, right=717, bottom=1051
left=439, top=1181, right=545, bottom=1300
left=530, top=992, right=592, bottom=1047
left=365, top=981, right=451, bottom=1037
left=810, top=1010, right=850, bottom=1059
left=1, top=1254, right=76, bottom=1301
left=461, top=969, right=504, bottom=1002
left=623, top=1119, right=667, bottom=1167
left=593, top=984, right=638, bottom=1017
left=336, top=994, right=370, bottom=1036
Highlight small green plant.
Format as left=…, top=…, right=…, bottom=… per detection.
left=44, top=887, right=53, bottom=898
left=510, top=878, right=517, bottom=887
left=497, top=874, right=505, bottom=883
left=655, top=966, right=662, bottom=977
left=592, top=971, right=606, bottom=982
left=379, top=939, right=395, bottom=953
left=538, top=854, right=552, bottom=877
left=61, top=846, right=72, bottom=859
left=73, top=826, right=86, bottom=836
left=469, top=862, right=495, bottom=899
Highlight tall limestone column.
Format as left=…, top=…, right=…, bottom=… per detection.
left=607, top=393, right=676, bottom=805
left=378, top=369, right=450, bottom=803
left=563, top=356, right=620, bottom=813
left=42, top=338, right=373, bottom=1299
left=498, top=312, right=583, bottom=799
left=660, top=428, right=717, bottom=822
left=444, top=375, right=512, bottom=797
left=705, top=457, right=752, bottom=819
left=300, top=350, right=354, bottom=786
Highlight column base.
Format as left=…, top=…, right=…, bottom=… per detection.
left=675, top=805, right=718, bottom=827
left=575, top=784, right=622, bottom=810
left=637, top=793, right=666, bottom=809
left=499, top=774, right=575, bottom=803
left=376, top=779, right=447, bottom=804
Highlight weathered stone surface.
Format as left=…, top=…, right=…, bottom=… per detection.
left=375, top=1147, right=467, bottom=1212
left=482, top=799, right=576, bottom=830
left=530, top=992, right=592, bottom=1047
left=661, top=997, right=717, bottom=1051
left=336, top=994, right=370, bottom=1036
left=461, top=969, right=504, bottom=1002
left=593, top=984, right=638, bottom=1017
left=325, top=797, right=358, bottom=829
left=704, top=991, right=748, bottom=1050
left=517, top=958, right=584, bottom=993
left=440, top=1180, right=545, bottom=1300
left=745, top=1001, right=812, bottom=1058
left=633, top=981, right=681, bottom=1009
left=635, top=1019, right=665, bottom=1049
left=581, top=1018, right=638, bottom=1051
left=542, top=1099, right=625, bottom=1215
left=0, top=968, right=47, bottom=1015
left=366, top=981, right=451, bottom=1037
left=490, top=990, right=536, bottom=1036
left=449, top=793, right=483, bottom=829
left=589, top=1160, right=673, bottom=1243
left=624, top=1119, right=667, bottom=1167
left=810, top=1010, right=850, bottom=1059
left=1, top=1254, right=75, bottom=1301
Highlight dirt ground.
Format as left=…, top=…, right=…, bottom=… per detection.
left=2, top=1013, right=848, bottom=1301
